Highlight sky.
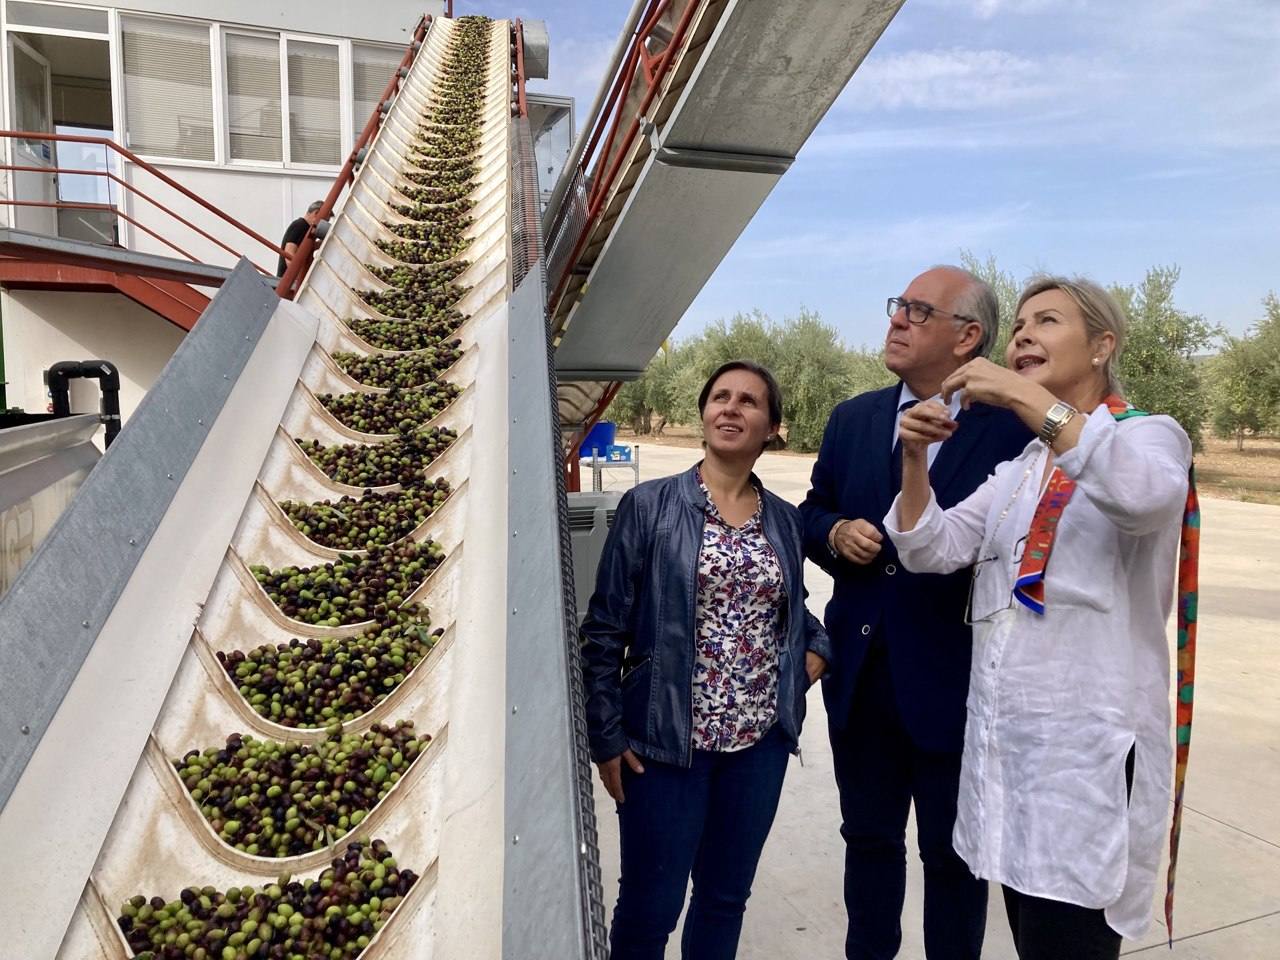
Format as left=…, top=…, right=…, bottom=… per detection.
left=479, top=0, right=1280, bottom=350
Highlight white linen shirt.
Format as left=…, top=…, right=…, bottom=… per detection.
left=884, top=406, right=1191, bottom=939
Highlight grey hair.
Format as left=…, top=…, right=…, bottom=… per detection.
left=306, top=200, right=324, bottom=214
left=932, top=264, right=1000, bottom=359
left=1015, top=274, right=1127, bottom=395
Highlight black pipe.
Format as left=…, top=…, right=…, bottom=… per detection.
left=44, top=360, right=122, bottom=447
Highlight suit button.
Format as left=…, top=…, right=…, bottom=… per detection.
left=861, top=625, right=871, bottom=636
left=885, top=563, right=897, bottom=575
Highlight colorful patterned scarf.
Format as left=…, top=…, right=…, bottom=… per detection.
left=1012, top=396, right=1199, bottom=943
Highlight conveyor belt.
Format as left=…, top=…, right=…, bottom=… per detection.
left=0, top=16, right=601, bottom=959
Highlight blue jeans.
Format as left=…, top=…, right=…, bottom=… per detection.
left=609, top=724, right=791, bottom=960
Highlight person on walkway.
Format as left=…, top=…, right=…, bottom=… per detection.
left=582, top=360, right=832, bottom=960
left=277, top=200, right=323, bottom=276
left=800, top=266, right=1032, bottom=960
left=885, top=275, right=1196, bottom=960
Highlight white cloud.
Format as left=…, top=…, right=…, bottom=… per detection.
left=736, top=202, right=1034, bottom=268
left=917, top=0, right=1080, bottom=18
left=841, top=48, right=1119, bottom=113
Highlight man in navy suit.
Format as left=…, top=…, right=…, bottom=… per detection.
left=801, top=266, right=1032, bottom=960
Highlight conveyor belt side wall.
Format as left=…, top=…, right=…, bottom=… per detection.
left=1, top=15, right=530, bottom=959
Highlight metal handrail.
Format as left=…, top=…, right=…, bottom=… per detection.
left=0, top=130, right=287, bottom=276
left=544, top=0, right=706, bottom=321
left=513, top=20, right=529, bottom=119
left=0, top=161, right=270, bottom=272
left=274, top=14, right=432, bottom=299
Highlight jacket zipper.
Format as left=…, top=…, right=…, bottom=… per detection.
left=758, top=503, right=796, bottom=751
left=685, top=507, right=702, bottom=768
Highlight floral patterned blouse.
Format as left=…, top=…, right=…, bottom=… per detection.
left=691, top=470, right=786, bottom=752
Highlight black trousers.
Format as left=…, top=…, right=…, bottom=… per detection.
left=999, top=746, right=1133, bottom=960
left=828, top=644, right=987, bottom=960
left=1001, top=887, right=1121, bottom=960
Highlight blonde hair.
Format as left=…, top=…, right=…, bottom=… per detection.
left=1015, top=275, right=1127, bottom=395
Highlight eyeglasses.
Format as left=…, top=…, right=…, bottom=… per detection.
left=964, top=535, right=1027, bottom=626
left=886, top=297, right=975, bottom=326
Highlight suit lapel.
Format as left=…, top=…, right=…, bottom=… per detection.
left=873, top=383, right=904, bottom=507
left=929, top=403, right=992, bottom=496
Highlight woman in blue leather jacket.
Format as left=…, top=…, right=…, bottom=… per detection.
left=581, top=359, right=832, bottom=960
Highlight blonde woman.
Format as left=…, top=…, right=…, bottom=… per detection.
left=884, top=276, right=1197, bottom=959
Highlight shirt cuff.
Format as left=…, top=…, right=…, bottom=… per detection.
left=1053, top=401, right=1112, bottom=481
left=883, top=488, right=944, bottom=549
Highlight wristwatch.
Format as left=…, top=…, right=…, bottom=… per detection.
left=1039, top=401, right=1077, bottom=445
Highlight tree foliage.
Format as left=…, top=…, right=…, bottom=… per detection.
left=1209, top=292, right=1280, bottom=448
left=1108, top=266, right=1218, bottom=449
left=610, top=261, right=1254, bottom=454
left=960, top=249, right=1019, bottom=361
left=606, top=309, right=891, bottom=452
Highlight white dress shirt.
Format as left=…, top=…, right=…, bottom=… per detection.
left=893, top=382, right=963, bottom=469
left=884, top=406, right=1191, bottom=939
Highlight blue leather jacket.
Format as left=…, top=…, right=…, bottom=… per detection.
left=580, top=465, right=833, bottom=767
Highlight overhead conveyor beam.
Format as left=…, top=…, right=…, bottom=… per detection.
left=546, top=0, right=906, bottom=429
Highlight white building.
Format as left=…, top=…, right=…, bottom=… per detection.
left=0, top=0, right=447, bottom=419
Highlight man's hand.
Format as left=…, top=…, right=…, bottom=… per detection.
left=898, top=399, right=958, bottom=454
left=805, top=651, right=827, bottom=686
left=597, top=748, right=645, bottom=803
left=830, top=518, right=883, bottom=565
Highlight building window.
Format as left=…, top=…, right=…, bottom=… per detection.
left=6, top=1, right=109, bottom=34
left=225, top=33, right=282, bottom=163
left=286, top=39, right=340, bottom=166
left=120, top=16, right=214, bottom=161
left=352, top=43, right=404, bottom=141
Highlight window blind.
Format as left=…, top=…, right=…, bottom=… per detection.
left=226, top=33, right=282, bottom=163
left=121, top=16, right=214, bottom=161
left=287, top=40, right=340, bottom=165
left=352, top=43, right=404, bottom=139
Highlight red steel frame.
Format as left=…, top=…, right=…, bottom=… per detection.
left=275, top=15, right=432, bottom=299
left=0, top=130, right=285, bottom=276
left=550, top=1, right=705, bottom=488
left=547, top=0, right=703, bottom=318
left=565, top=381, right=623, bottom=493
left=513, top=20, right=528, bottom=118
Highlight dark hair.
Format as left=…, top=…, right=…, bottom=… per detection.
left=697, top=360, right=784, bottom=447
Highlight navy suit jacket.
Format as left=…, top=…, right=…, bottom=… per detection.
left=800, top=383, right=1033, bottom=754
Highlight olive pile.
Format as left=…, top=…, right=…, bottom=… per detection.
left=332, top=342, right=462, bottom=389
left=249, top=541, right=443, bottom=627
left=366, top=261, right=468, bottom=290
left=119, top=839, right=417, bottom=959
left=375, top=234, right=470, bottom=266
left=358, top=282, right=467, bottom=324
left=402, top=158, right=477, bottom=183
left=399, top=184, right=476, bottom=208
left=391, top=195, right=474, bottom=220
left=297, top=427, right=457, bottom=488
left=280, top=479, right=451, bottom=550
left=317, top=381, right=460, bottom=435
left=347, top=316, right=462, bottom=352
left=175, top=724, right=425, bottom=856
left=218, top=615, right=440, bottom=727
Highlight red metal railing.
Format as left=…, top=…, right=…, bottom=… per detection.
left=548, top=1, right=706, bottom=487
left=275, top=14, right=432, bottom=299
left=546, top=0, right=703, bottom=318
left=0, top=130, right=287, bottom=277
left=513, top=20, right=528, bottom=119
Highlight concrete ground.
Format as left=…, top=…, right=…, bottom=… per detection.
left=585, top=442, right=1280, bottom=958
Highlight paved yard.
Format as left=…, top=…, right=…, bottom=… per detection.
left=584, top=442, right=1280, bottom=959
